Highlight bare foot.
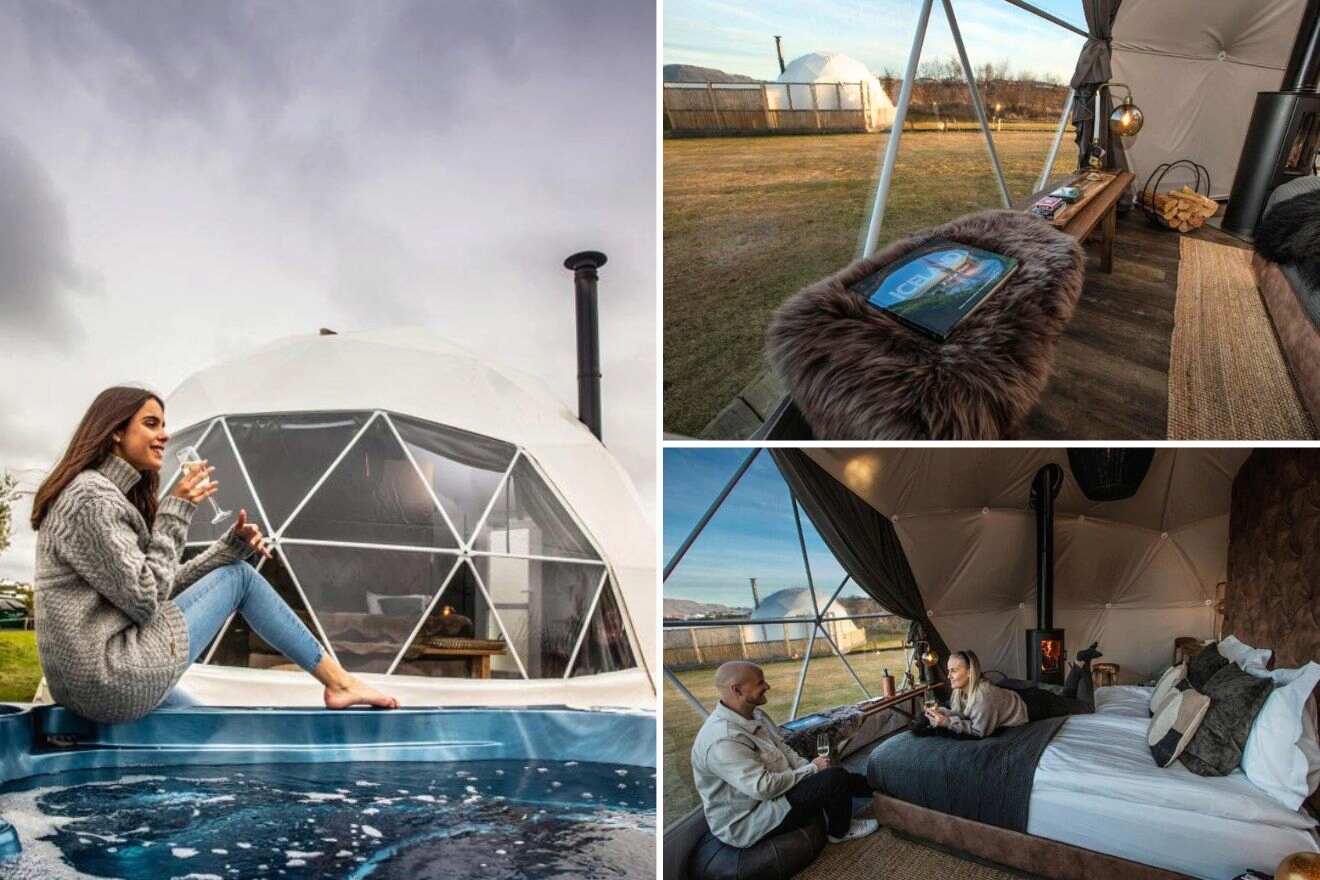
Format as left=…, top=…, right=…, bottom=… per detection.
left=324, top=679, right=399, bottom=710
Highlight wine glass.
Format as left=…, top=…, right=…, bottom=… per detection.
left=176, top=446, right=233, bottom=525
left=816, top=733, right=831, bottom=763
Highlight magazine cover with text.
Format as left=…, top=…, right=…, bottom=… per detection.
left=850, top=239, right=1019, bottom=341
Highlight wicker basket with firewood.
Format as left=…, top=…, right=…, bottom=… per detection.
left=1138, top=159, right=1218, bottom=233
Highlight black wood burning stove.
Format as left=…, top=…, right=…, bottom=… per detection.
left=1222, top=0, right=1320, bottom=240
left=1026, top=463, right=1066, bottom=685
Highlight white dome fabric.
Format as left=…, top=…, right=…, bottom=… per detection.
left=744, top=587, right=864, bottom=647
left=1111, top=0, right=1310, bottom=197
left=805, top=448, right=1251, bottom=683
left=770, top=51, right=896, bottom=130
left=161, top=328, right=655, bottom=709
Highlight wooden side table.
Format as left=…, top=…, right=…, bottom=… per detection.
left=1017, top=170, right=1135, bottom=273
left=1092, top=662, right=1119, bottom=688
left=1173, top=637, right=1206, bottom=667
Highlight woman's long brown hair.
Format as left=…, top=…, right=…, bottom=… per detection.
left=31, top=387, right=165, bottom=530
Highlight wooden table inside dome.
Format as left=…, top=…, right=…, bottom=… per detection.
left=410, top=637, right=507, bottom=679
left=1017, top=170, right=1135, bottom=274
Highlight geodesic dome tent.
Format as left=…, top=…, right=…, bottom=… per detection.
left=769, top=51, right=896, bottom=131
left=744, top=587, right=865, bottom=650
left=156, top=328, right=655, bottom=709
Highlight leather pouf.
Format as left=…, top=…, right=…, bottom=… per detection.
left=688, top=814, right=827, bottom=880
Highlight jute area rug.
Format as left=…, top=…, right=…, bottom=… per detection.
left=1168, top=236, right=1316, bottom=439
left=800, top=814, right=1032, bottom=880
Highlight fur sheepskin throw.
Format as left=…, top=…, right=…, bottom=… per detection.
left=766, top=209, right=1084, bottom=439
left=1255, top=186, right=1320, bottom=293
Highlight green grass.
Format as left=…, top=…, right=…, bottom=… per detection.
left=663, top=644, right=909, bottom=824
left=0, top=630, right=41, bottom=702
left=662, top=128, right=1078, bottom=436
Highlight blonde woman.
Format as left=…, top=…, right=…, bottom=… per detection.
left=919, top=645, right=1100, bottom=738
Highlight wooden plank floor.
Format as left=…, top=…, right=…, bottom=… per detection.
left=1022, top=210, right=1247, bottom=439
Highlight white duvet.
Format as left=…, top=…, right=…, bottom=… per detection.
left=1025, top=686, right=1320, bottom=879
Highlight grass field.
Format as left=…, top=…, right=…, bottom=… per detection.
left=0, top=630, right=41, bottom=702
left=663, top=643, right=909, bottom=823
left=663, top=128, right=1078, bottom=436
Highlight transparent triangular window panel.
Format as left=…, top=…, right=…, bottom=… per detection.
left=205, top=552, right=324, bottom=669
left=279, top=544, right=460, bottom=674
left=472, top=457, right=597, bottom=561
left=283, top=416, right=459, bottom=549
left=569, top=579, right=636, bottom=677
left=159, top=422, right=268, bottom=543
left=663, top=449, right=820, bottom=622
left=398, top=559, right=522, bottom=680
left=225, top=411, right=373, bottom=534
left=389, top=414, right=516, bottom=545
left=471, top=555, right=604, bottom=679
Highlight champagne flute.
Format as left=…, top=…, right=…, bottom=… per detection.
left=176, top=446, right=233, bottom=525
left=816, top=732, right=831, bottom=763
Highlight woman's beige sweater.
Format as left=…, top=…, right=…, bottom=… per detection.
left=34, top=454, right=253, bottom=722
left=946, top=681, right=1029, bottom=737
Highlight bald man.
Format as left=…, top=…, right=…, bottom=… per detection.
left=690, top=661, right=876, bottom=849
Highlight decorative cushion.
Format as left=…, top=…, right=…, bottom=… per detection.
left=1240, top=661, right=1320, bottom=810
left=1179, top=661, right=1274, bottom=777
left=1217, top=635, right=1272, bottom=675
left=766, top=209, right=1084, bottom=440
left=1150, top=664, right=1188, bottom=717
left=687, top=813, right=827, bottom=880
left=1148, top=681, right=1211, bottom=768
left=1186, top=642, right=1229, bottom=690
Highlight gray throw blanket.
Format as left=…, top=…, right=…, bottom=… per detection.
left=865, top=716, right=1066, bottom=831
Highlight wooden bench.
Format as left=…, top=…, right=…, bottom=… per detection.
left=411, top=638, right=507, bottom=679
left=1018, top=170, right=1135, bottom=273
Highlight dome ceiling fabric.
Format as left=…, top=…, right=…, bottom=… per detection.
left=1110, top=0, right=1310, bottom=198
left=805, top=448, right=1251, bottom=682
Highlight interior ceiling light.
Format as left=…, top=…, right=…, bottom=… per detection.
left=1066, top=449, right=1155, bottom=502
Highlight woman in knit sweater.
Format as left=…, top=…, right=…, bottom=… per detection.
left=31, top=387, right=398, bottom=723
left=920, top=647, right=1099, bottom=738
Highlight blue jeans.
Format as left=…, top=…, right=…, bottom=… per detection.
left=159, top=561, right=324, bottom=708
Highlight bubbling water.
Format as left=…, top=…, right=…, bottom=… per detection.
left=0, top=761, right=653, bottom=879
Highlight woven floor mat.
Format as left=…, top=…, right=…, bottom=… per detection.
left=1167, top=236, right=1316, bottom=439
left=799, top=807, right=1032, bottom=880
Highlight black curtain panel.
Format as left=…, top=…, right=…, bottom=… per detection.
left=1070, top=0, right=1129, bottom=185
left=769, top=448, right=950, bottom=682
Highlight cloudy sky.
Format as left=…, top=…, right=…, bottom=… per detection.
left=0, top=0, right=656, bottom=582
left=666, top=0, right=1085, bottom=82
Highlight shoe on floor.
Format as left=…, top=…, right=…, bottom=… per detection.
left=1077, top=642, right=1103, bottom=662
left=828, top=818, right=879, bottom=844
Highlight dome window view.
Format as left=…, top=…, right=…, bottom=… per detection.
left=158, top=409, right=637, bottom=682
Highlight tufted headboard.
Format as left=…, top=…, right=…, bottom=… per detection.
left=1224, top=448, right=1320, bottom=815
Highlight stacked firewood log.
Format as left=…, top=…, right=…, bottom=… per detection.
left=1152, top=186, right=1218, bottom=232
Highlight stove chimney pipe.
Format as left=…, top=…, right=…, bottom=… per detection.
left=1282, top=0, right=1320, bottom=93
left=1030, top=464, right=1064, bottom=630
left=564, top=250, right=607, bottom=441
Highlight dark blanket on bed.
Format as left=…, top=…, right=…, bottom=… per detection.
left=865, top=717, right=1066, bottom=832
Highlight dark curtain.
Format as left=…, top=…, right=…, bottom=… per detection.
left=769, top=448, right=950, bottom=685
left=1070, top=0, right=1130, bottom=193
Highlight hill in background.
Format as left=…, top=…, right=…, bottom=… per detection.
left=663, top=64, right=759, bottom=84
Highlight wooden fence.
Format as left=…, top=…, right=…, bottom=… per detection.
left=663, top=621, right=870, bottom=669
left=663, top=81, right=884, bottom=137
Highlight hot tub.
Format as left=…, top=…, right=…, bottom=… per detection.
left=0, top=704, right=655, bottom=879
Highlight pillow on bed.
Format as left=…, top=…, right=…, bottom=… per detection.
left=1218, top=635, right=1273, bottom=675
left=1240, top=661, right=1320, bottom=810
left=1150, top=663, right=1188, bottom=716
left=1148, top=682, right=1211, bottom=768
left=1179, top=662, right=1274, bottom=777
left=1186, top=642, right=1229, bottom=690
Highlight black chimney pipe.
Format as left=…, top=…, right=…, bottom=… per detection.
left=564, top=250, right=607, bottom=441
left=774, top=36, right=787, bottom=75
left=1283, top=0, right=1320, bottom=92
left=1030, top=464, right=1064, bottom=630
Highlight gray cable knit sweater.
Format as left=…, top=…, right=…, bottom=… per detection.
left=34, top=454, right=255, bottom=722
